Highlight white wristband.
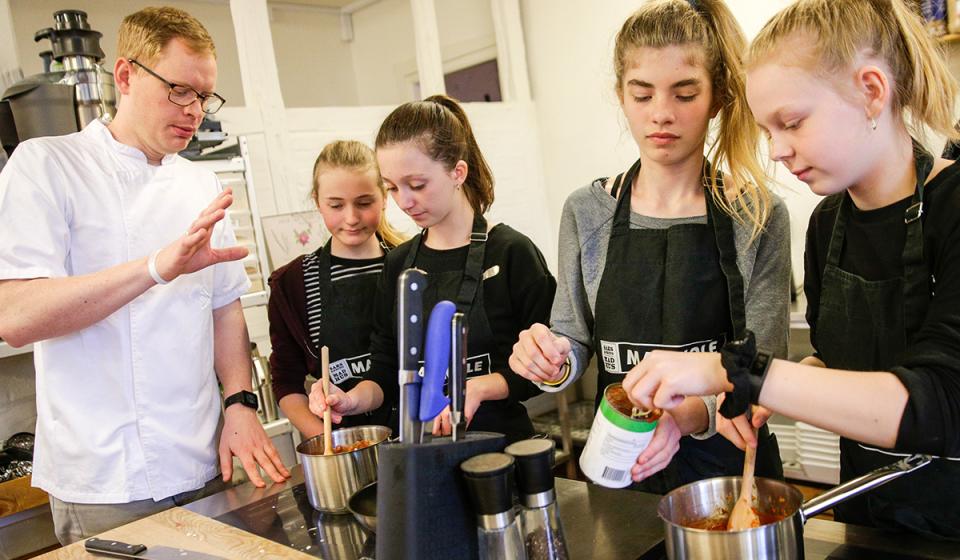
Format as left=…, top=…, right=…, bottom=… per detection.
left=148, top=249, right=169, bottom=285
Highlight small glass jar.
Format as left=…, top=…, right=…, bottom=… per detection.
left=506, top=439, right=569, bottom=560
left=462, top=453, right=528, bottom=560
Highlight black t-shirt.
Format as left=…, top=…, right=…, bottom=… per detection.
left=804, top=159, right=960, bottom=456
left=366, top=223, right=556, bottom=437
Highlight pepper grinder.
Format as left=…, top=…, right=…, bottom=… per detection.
left=461, top=453, right=527, bottom=560
left=505, top=439, right=569, bottom=560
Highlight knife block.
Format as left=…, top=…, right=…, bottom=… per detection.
left=375, top=432, right=506, bottom=560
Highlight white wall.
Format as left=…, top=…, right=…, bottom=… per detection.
left=268, top=0, right=498, bottom=108
left=436, top=0, right=498, bottom=73
left=269, top=7, right=359, bottom=108
left=9, top=0, right=245, bottom=105
left=350, top=0, right=420, bottom=105
left=0, top=0, right=23, bottom=90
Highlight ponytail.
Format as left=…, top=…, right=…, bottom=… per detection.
left=312, top=140, right=407, bottom=249
left=375, top=94, right=495, bottom=215
left=747, top=0, right=958, bottom=142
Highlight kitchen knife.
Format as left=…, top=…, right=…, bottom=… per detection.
left=419, top=300, right=456, bottom=423
left=450, top=312, right=467, bottom=442
left=397, top=268, right=427, bottom=444
left=84, top=538, right=225, bottom=560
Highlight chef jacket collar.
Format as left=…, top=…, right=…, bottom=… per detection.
left=87, top=118, right=179, bottom=166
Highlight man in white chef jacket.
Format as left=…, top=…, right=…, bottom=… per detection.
left=0, top=7, right=290, bottom=544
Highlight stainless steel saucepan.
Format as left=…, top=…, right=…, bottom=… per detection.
left=658, top=454, right=931, bottom=560
left=297, top=425, right=391, bottom=513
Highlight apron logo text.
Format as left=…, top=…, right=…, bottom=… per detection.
left=600, top=337, right=726, bottom=374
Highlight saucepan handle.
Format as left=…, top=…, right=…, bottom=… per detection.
left=801, top=454, right=932, bottom=521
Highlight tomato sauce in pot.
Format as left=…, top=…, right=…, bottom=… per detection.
left=331, top=439, right=374, bottom=454
left=684, top=498, right=792, bottom=531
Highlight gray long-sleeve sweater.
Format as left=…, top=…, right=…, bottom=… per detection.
left=540, top=179, right=792, bottom=435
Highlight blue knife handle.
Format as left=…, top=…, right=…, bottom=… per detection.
left=419, top=300, right=456, bottom=422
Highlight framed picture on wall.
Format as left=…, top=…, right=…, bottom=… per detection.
left=260, top=210, right=329, bottom=273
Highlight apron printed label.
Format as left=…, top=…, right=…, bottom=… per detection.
left=329, top=353, right=371, bottom=385
left=466, top=353, right=491, bottom=377
left=417, top=353, right=492, bottom=379
left=599, top=336, right=726, bottom=374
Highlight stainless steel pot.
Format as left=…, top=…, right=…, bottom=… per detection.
left=658, top=454, right=931, bottom=560
left=297, top=425, right=391, bottom=513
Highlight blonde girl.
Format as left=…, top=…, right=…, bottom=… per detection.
left=269, top=140, right=404, bottom=437
left=511, top=0, right=791, bottom=492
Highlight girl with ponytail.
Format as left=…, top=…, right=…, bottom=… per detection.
left=510, top=0, right=790, bottom=493
left=309, top=95, right=556, bottom=443
left=622, top=0, right=960, bottom=538
left=268, top=140, right=405, bottom=436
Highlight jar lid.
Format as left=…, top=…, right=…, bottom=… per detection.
left=461, top=453, right=515, bottom=515
left=505, top=438, right=556, bottom=496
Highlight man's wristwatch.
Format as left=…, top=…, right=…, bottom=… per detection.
left=224, top=390, right=259, bottom=411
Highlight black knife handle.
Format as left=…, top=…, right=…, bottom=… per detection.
left=450, top=312, right=467, bottom=414
left=85, top=538, right=147, bottom=558
left=398, top=268, right=427, bottom=373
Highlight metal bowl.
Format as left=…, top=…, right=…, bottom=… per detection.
left=348, top=481, right=378, bottom=533
left=297, top=425, right=391, bottom=513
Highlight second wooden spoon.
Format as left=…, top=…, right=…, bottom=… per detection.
left=727, top=430, right=760, bottom=530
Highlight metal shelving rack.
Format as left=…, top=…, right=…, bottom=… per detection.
left=193, top=136, right=272, bottom=308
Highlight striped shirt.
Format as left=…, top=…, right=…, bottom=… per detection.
left=302, top=250, right=385, bottom=349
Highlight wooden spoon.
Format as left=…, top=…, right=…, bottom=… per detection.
left=321, top=345, right=333, bottom=456
left=727, top=429, right=760, bottom=530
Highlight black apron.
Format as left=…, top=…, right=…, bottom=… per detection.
left=594, top=158, right=782, bottom=494
left=310, top=241, right=391, bottom=428
left=815, top=145, right=960, bottom=539
left=401, top=213, right=534, bottom=443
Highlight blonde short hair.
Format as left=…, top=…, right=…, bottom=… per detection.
left=117, top=7, right=215, bottom=65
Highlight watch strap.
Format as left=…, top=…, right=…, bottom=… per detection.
left=224, top=390, right=258, bottom=410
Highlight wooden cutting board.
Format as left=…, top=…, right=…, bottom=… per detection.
left=33, top=506, right=313, bottom=560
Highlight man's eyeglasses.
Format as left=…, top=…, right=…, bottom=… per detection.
left=129, top=59, right=225, bottom=114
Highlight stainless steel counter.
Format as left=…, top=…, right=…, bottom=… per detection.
left=186, top=465, right=960, bottom=559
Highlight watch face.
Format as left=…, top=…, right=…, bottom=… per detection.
left=243, top=392, right=259, bottom=408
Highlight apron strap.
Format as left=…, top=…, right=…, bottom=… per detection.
left=609, top=172, right=625, bottom=200
left=401, top=232, right=423, bottom=270
left=902, top=143, right=934, bottom=335
left=824, top=141, right=934, bottom=336
left=456, top=213, right=488, bottom=312
left=375, top=232, right=392, bottom=253
left=400, top=213, right=488, bottom=314
left=611, top=158, right=644, bottom=235
left=705, top=169, right=748, bottom=338
left=304, top=240, right=333, bottom=355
